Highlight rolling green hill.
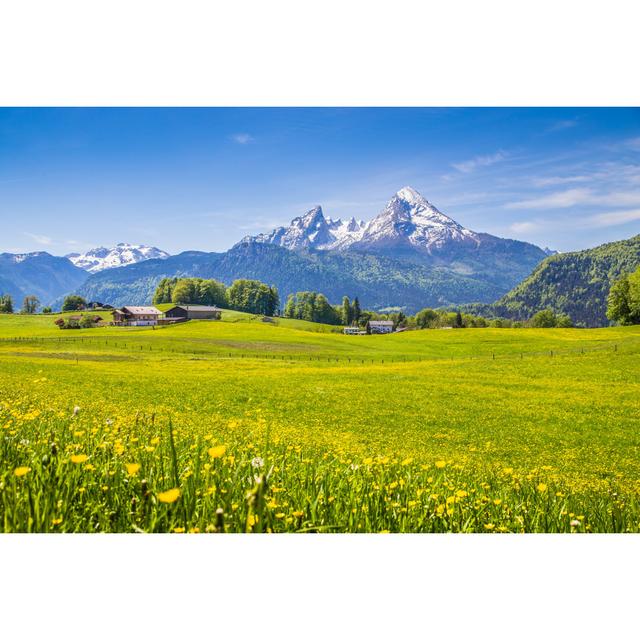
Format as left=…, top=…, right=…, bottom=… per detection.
left=465, top=235, right=640, bottom=327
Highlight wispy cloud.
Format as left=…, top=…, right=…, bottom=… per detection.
left=451, top=151, right=507, bottom=174
left=230, top=133, right=254, bottom=145
left=509, top=221, right=540, bottom=234
left=546, top=119, right=579, bottom=133
left=623, top=136, right=640, bottom=151
left=23, top=232, right=52, bottom=245
left=587, top=208, right=640, bottom=228
left=505, top=188, right=593, bottom=210
left=505, top=188, right=640, bottom=210
left=532, top=175, right=590, bottom=187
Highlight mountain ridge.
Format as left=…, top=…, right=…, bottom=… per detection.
left=67, top=243, right=170, bottom=273
left=463, top=235, right=640, bottom=326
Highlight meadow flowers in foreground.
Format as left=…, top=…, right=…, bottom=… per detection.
left=2, top=395, right=639, bottom=533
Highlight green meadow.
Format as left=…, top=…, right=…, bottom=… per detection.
left=1, top=310, right=640, bottom=533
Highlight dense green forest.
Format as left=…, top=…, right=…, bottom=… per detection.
left=464, top=235, right=640, bottom=327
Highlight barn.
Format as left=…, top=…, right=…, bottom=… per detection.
left=112, top=306, right=162, bottom=326
left=164, top=305, right=222, bottom=320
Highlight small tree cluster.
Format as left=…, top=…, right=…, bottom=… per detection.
left=0, top=294, right=13, bottom=313
left=284, top=292, right=342, bottom=325
left=530, top=309, right=573, bottom=328
left=62, top=295, right=87, bottom=312
left=21, top=295, right=40, bottom=314
left=341, top=296, right=362, bottom=325
left=153, top=277, right=227, bottom=307
left=227, top=280, right=279, bottom=316
left=607, top=267, right=640, bottom=325
left=55, top=315, right=100, bottom=330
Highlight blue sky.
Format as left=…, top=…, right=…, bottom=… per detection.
left=1, top=107, right=639, bottom=255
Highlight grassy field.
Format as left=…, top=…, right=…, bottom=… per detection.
left=1, top=310, right=640, bottom=533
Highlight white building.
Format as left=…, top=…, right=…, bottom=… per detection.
left=367, top=320, right=394, bottom=334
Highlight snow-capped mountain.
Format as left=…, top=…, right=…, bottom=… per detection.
left=241, top=206, right=366, bottom=251
left=352, top=186, right=481, bottom=253
left=241, top=186, right=481, bottom=253
left=67, top=243, right=170, bottom=273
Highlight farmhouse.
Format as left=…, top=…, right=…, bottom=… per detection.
left=111, top=306, right=162, bottom=326
left=164, top=305, right=222, bottom=320
left=367, top=320, right=394, bottom=334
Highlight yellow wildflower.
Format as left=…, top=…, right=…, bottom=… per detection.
left=14, top=466, right=31, bottom=477
left=537, top=483, right=548, bottom=493
left=125, top=463, right=141, bottom=476
left=157, top=488, right=180, bottom=503
left=70, top=454, right=88, bottom=464
left=207, top=445, right=226, bottom=459
left=435, top=460, right=446, bottom=469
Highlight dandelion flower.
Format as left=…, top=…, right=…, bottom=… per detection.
left=125, top=463, right=141, bottom=477
left=173, top=527, right=185, bottom=533
left=14, top=466, right=31, bottom=477
left=537, top=483, right=548, bottom=493
left=70, top=454, right=88, bottom=464
left=207, top=445, right=226, bottom=459
left=435, top=460, right=446, bottom=469
left=158, top=488, right=180, bottom=503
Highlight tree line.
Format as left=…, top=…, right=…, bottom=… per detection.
left=153, top=277, right=279, bottom=317
left=0, top=294, right=52, bottom=315
left=607, top=265, right=640, bottom=325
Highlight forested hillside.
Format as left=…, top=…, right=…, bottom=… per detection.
left=474, top=235, right=640, bottom=326
left=72, top=242, right=509, bottom=312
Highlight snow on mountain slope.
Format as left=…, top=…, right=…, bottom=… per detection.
left=241, top=206, right=366, bottom=251
left=353, top=186, right=481, bottom=253
left=240, top=186, right=480, bottom=253
left=67, top=243, right=170, bottom=273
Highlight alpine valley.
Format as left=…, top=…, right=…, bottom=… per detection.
left=70, top=187, right=550, bottom=313
left=4, top=187, right=640, bottom=322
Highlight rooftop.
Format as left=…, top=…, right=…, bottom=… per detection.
left=170, top=305, right=222, bottom=312
left=120, top=306, right=162, bottom=315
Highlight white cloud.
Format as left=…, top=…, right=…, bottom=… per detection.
left=624, top=136, right=640, bottom=151
left=532, top=175, right=590, bottom=187
left=451, top=151, right=506, bottom=173
left=506, top=188, right=640, bottom=210
left=586, top=208, right=640, bottom=228
left=505, top=188, right=593, bottom=210
left=509, top=221, right=539, bottom=234
left=546, top=119, right=579, bottom=133
left=23, top=232, right=52, bottom=245
left=231, top=133, right=254, bottom=145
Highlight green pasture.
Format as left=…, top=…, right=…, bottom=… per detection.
left=1, top=311, right=639, bottom=532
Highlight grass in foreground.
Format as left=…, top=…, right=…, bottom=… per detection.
left=1, top=313, right=640, bottom=532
